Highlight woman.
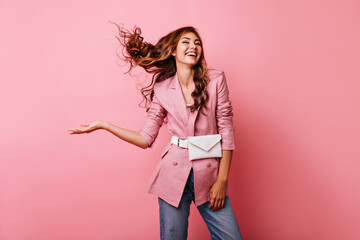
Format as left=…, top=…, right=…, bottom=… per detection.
left=68, top=24, right=243, bottom=240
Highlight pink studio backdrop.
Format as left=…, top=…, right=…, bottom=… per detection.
left=1, top=0, right=359, bottom=239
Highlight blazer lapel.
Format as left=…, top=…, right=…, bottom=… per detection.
left=169, top=73, right=190, bottom=128
left=169, top=72, right=200, bottom=136
left=188, top=107, right=199, bottom=136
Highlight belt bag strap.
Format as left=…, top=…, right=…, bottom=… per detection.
left=171, top=134, right=222, bottom=161
left=171, top=136, right=188, bottom=148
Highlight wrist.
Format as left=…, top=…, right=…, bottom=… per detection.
left=216, top=176, right=228, bottom=184
left=99, top=121, right=110, bottom=130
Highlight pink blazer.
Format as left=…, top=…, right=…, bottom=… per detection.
left=139, top=69, right=235, bottom=207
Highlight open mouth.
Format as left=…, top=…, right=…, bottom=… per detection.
left=186, top=53, right=197, bottom=57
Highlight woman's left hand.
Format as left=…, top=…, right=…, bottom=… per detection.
left=209, top=179, right=227, bottom=211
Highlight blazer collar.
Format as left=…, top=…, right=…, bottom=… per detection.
left=169, top=72, right=178, bottom=89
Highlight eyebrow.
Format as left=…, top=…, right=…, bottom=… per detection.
left=181, top=37, right=201, bottom=42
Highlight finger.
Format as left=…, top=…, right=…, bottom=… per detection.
left=69, top=129, right=86, bottom=134
left=211, top=201, right=219, bottom=211
left=218, top=199, right=225, bottom=210
left=210, top=196, right=218, bottom=210
left=209, top=199, right=214, bottom=210
left=215, top=197, right=225, bottom=211
left=68, top=129, right=77, bottom=134
left=216, top=200, right=222, bottom=210
left=210, top=197, right=219, bottom=211
left=68, top=128, right=79, bottom=131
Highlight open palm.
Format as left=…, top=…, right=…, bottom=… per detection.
left=68, top=120, right=102, bottom=134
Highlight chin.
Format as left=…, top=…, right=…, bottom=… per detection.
left=178, top=59, right=200, bottom=68
left=188, top=59, right=200, bottom=65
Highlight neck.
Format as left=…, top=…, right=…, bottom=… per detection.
left=176, top=65, right=195, bottom=89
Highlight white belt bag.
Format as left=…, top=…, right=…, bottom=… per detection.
left=171, top=134, right=222, bottom=161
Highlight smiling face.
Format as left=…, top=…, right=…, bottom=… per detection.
left=172, top=31, right=202, bottom=68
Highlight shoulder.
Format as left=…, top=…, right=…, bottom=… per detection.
left=207, top=68, right=224, bottom=79
left=206, top=68, right=226, bottom=87
left=153, top=75, right=174, bottom=93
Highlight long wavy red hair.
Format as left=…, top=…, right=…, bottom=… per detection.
left=110, top=22, right=210, bottom=113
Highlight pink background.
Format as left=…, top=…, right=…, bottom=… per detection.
left=1, top=0, right=359, bottom=239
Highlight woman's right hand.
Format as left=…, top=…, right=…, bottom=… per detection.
left=68, top=120, right=104, bottom=135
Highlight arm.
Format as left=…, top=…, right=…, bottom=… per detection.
left=209, top=71, right=236, bottom=211
left=214, top=71, right=236, bottom=184
left=217, top=149, right=233, bottom=182
left=68, top=120, right=149, bottom=149
left=68, top=86, right=166, bottom=149
left=209, top=150, right=233, bottom=211
left=101, top=121, right=149, bottom=149
left=137, top=88, right=167, bottom=148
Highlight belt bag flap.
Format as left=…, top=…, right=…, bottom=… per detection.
left=187, top=134, right=222, bottom=161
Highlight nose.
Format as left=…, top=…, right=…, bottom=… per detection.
left=189, top=42, right=197, bottom=49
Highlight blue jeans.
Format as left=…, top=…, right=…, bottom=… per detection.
left=158, top=168, right=243, bottom=240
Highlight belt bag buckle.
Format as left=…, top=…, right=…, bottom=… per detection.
left=177, top=137, right=188, bottom=148
left=187, top=134, right=222, bottom=161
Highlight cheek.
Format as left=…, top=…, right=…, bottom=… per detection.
left=178, top=46, right=187, bottom=54
left=177, top=51, right=186, bottom=60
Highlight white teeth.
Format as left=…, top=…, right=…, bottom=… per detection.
left=187, top=53, right=196, bottom=56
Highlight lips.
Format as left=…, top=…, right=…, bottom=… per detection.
left=186, top=51, right=197, bottom=57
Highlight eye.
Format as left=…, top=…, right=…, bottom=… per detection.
left=183, top=41, right=201, bottom=46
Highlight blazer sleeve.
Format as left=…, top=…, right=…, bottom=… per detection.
left=138, top=87, right=167, bottom=148
left=216, top=71, right=236, bottom=150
